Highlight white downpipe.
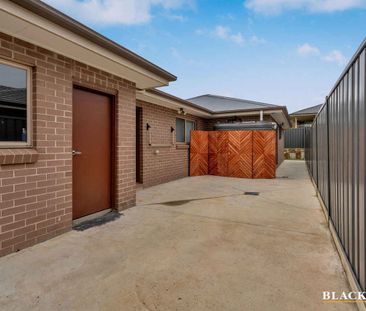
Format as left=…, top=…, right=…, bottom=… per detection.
left=259, top=110, right=263, bottom=121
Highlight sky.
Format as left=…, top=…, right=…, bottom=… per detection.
left=43, top=0, right=366, bottom=113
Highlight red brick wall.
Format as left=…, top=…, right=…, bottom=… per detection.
left=137, top=100, right=207, bottom=187
left=0, top=32, right=136, bottom=257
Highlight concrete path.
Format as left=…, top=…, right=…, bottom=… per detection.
left=0, top=161, right=355, bottom=310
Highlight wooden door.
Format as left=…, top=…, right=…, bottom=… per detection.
left=253, top=130, right=276, bottom=178
left=228, top=131, right=253, bottom=178
left=136, top=107, right=142, bottom=183
left=190, top=131, right=208, bottom=176
left=208, top=131, right=229, bottom=176
left=72, top=87, right=112, bottom=220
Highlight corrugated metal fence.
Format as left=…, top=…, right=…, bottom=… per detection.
left=305, top=38, right=366, bottom=291
left=284, top=128, right=305, bottom=148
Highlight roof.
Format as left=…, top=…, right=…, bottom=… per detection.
left=290, top=104, right=323, bottom=116
left=5, top=0, right=176, bottom=84
left=0, top=86, right=26, bottom=106
left=187, top=94, right=278, bottom=113
left=137, top=90, right=292, bottom=129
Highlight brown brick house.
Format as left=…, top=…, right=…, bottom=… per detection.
left=0, top=0, right=290, bottom=257
left=136, top=90, right=291, bottom=187
left=0, top=0, right=176, bottom=257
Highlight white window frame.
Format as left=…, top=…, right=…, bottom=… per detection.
left=0, top=59, right=32, bottom=148
left=176, top=118, right=196, bottom=144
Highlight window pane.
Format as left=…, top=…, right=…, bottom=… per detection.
left=185, top=120, right=195, bottom=142
left=176, top=118, right=185, bottom=142
left=0, top=63, right=27, bottom=142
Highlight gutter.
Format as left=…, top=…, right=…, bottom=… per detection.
left=139, top=89, right=292, bottom=128
left=9, top=0, right=177, bottom=82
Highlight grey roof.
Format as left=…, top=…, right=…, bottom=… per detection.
left=290, top=104, right=323, bottom=116
left=187, top=94, right=279, bottom=113
left=0, top=86, right=26, bottom=105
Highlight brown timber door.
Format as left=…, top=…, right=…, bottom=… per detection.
left=227, top=131, right=253, bottom=178
left=72, top=87, right=112, bottom=220
left=190, top=130, right=276, bottom=179
left=190, top=131, right=209, bottom=176
left=253, top=130, right=276, bottom=178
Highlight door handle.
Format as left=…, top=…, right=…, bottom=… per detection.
left=72, top=150, right=82, bottom=156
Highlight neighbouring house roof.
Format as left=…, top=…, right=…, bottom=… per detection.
left=290, top=104, right=323, bottom=116
left=1, top=0, right=176, bottom=88
left=0, top=86, right=26, bottom=106
left=187, top=94, right=278, bottom=113
left=137, top=90, right=292, bottom=129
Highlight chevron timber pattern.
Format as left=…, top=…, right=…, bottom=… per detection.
left=208, top=131, right=228, bottom=176
left=190, top=131, right=208, bottom=176
left=253, top=130, right=276, bottom=179
left=228, top=131, right=253, bottom=178
left=190, top=130, right=276, bottom=179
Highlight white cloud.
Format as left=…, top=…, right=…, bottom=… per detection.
left=194, top=28, right=206, bottom=35
left=230, top=33, right=244, bottom=45
left=213, top=25, right=245, bottom=45
left=245, top=0, right=366, bottom=15
left=250, top=35, right=265, bottom=45
left=296, top=44, right=348, bottom=67
left=297, top=43, right=320, bottom=56
left=214, top=25, right=230, bottom=39
left=166, top=14, right=186, bottom=21
left=323, top=50, right=348, bottom=66
left=43, top=0, right=194, bottom=25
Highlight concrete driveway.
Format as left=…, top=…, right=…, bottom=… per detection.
left=0, top=161, right=355, bottom=311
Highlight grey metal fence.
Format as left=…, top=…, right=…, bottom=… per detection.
left=305, top=38, right=366, bottom=291
left=284, top=128, right=305, bottom=148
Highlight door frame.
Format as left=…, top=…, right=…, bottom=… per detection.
left=136, top=106, right=143, bottom=184
left=72, top=84, right=117, bottom=217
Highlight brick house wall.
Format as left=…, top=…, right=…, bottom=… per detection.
left=0, top=32, right=136, bottom=257
left=136, top=100, right=207, bottom=188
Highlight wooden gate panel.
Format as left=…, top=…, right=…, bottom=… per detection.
left=208, top=131, right=228, bottom=176
left=191, top=129, right=276, bottom=179
left=228, top=131, right=253, bottom=178
left=253, top=130, right=276, bottom=179
left=208, top=131, right=218, bottom=175
left=190, top=131, right=208, bottom=176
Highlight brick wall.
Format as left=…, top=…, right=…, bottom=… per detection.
left=137, top=100, right=207, bottom=187
left=0, top=32, right=136, bottom=257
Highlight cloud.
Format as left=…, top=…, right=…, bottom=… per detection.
left=194, top=28, right=206, bottom=35
left=230, top=33, right=244, bottom=45
left=323, top=50, right=348, bottom=66
left=213, top=25, right=245, bottom=45
left=250, top=35, right=265, bottom=45
left=166, top=14, right=186, bottom=21
left=43, top=0, right=194, bottom=25
left=245, top=0, right=366, bottom=15
left=297, top=43, right=320, bottom=56
left=214, top=25, right=230, bottom=39
left=297, top=44, right=348, bottom=66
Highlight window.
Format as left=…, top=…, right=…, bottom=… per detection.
left=0, top=60, right=31, bottom=147
left=176, top=118, right=195, bottom=143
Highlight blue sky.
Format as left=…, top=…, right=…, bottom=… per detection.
left=44, top=0, right=366, bottom=112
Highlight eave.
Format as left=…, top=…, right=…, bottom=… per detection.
left=0, top=0, right=176, bottom=89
